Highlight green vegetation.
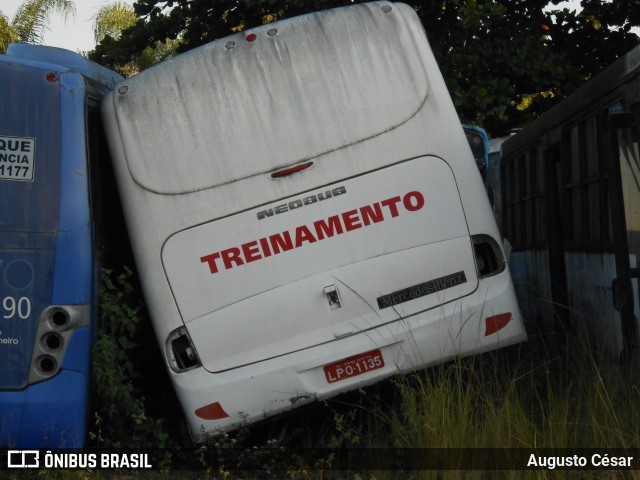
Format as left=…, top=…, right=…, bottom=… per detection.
left=89, top=267, right=184, bottom=450
left=388, top=345, right=639, bottom=451
left=92, top=2, right=180, bottom=76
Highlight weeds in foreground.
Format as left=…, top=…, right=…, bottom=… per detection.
left=363, top=330, right=640, bottom=479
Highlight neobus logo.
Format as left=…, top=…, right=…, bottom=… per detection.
left=200, top=190, right=426, bottom=276
left=256, top=186, right=347, bottom=220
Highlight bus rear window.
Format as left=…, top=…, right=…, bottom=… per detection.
left=108, top=7, right=430, bottom=195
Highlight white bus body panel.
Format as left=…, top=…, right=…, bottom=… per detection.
left=101, top=2, right=526, bottom=441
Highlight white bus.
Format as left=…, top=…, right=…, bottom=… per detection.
left=101, top=2, right=526, bottom=442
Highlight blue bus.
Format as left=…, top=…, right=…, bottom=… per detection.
left=463, top=124, right=489, bottom=184
left=0, top=44, right=122, bottom=448
left=463, top=125, right=509, bottom=226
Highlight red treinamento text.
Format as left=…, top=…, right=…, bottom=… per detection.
left=200, top=190, right=425, bottom=275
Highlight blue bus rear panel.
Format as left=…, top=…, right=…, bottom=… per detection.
left=0, top=45, right=122, bottom=448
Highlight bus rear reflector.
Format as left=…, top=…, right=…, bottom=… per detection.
left=195, top=402, right=230, bottom=420
left=485, top=313, right=512, bottom=336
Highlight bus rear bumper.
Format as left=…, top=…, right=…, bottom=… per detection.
left=171, top=269, right=526, bottom=443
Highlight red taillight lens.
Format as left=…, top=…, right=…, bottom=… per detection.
left=195, top=402, right=230, bottom=420
left=485, top=313, right=512, bottom=336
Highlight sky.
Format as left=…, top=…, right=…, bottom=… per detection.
left=1, top=0, right=591, bottom=55
left=1, top=0, right=136, bottom=54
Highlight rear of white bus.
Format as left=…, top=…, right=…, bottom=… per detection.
left=101, top=2, right=526, bottom=442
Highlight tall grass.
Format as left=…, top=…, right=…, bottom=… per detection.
left=360, top=328, right=640, bottom=479
left=203, top=328, right=640, bottom=479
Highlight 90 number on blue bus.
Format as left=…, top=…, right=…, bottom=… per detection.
left=2, top=296, right=31, bottom=320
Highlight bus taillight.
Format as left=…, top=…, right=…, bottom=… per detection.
left=472, top=234, right=506, bottom=278
left=485, top=313, right=513, bottom=336
left=195, top=402, right=229, bottom=420
left=166, top=327, right=202, bottom=372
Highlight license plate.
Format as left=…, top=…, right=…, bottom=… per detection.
left=324, top=349, right=384, bottom=384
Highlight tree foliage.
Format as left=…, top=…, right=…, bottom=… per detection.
left=0, top=13, right=20, bottom=53
left=90, top=0, right=640, bottom=135
left=548, top=0, right=640, bottom=86
left=0, top=0, right=75, bottom=53
left=92, top=1, right=180, bottom=76
left=93, top=1, right=138, bottom=44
